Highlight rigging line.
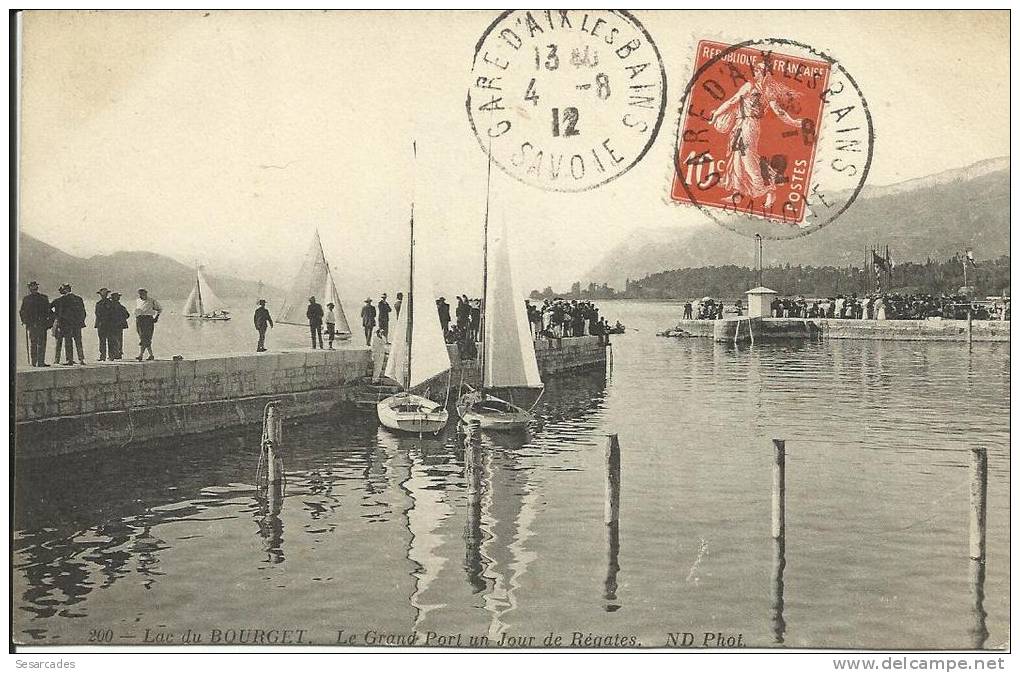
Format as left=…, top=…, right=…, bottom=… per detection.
left=479, top=131, right=493, bottom=392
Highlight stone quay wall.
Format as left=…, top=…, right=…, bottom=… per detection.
left=448, top=335, right=609, bottom=389
left=15, top=349, right=373, bottom=458
left=15, top=336, right=608, bottom=458
left=666, top=317, right=1011, bottom=343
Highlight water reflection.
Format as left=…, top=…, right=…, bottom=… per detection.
left=604, top=520, right=621, bottom=612
left=253, top=483, right=284, bottom=564
left=970, top=559, right=988, bottom=649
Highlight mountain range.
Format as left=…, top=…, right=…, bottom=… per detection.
left=586, top=157, right=1009, bottom=287
left=15, top=234, right=280, bottom=302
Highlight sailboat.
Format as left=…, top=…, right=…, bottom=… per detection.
left=456, top=153, right=544, bottom=430
left=277, top=230, right=351, bottom=340
left=377, top=145, right=452, bottom=434
left=182, top=265, right=231, bottom=320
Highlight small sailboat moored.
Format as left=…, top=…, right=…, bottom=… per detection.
left=456, top=148, right=544, bottom=430
left=182, top=265, right=231, bottom=320
left=377, top=143, right=452, bottom=435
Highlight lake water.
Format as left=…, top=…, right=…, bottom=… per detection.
left=12, top=301, right=1010, bottom=649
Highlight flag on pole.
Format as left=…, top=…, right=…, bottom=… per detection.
left=965, top=249, right=977, bottom=267
left=872, top=249, right=889, bottom=272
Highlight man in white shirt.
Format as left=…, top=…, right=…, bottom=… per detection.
left=134, top=288, right=163, bottom=361
left=324, top=302, right=337, bottom=350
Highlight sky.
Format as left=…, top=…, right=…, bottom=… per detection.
left=17, top=10, right=1010, bottom=304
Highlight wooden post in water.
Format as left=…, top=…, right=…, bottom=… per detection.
left=969, top=447, right=987, bottom=562
left=967, top=309, right=973, bottom=346
left=969, top=558, right=989, bottom=649
left=605, top=434, right=621, bottom=526
left=265, top=402, right=282, bottom=485
left=771, top=439, right=786, bottom=539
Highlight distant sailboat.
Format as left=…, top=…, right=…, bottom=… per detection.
left=278, top=230, right=351, bottom=339
left=182, top=265, right=231, bottom=320
left=378, top=143, right=451, bottom=434
left=456, top=150, right=544, bottom=430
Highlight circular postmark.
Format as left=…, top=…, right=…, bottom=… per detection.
left=670, top=38, right=874, bottom=239
left=467, top=10, right=667, bottom=192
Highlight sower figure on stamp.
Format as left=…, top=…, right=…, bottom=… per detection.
left=360, top=298, right=376, bottom=347
left=306, top=296, right=324, bottom=349
left=324, top=302, right=337, bottom=350
left=94, top=287, right=114, bottom=361
left=108, top=292, right=130, bottom=359
left=134, top=288, right=163, bottom=361
left=709, top=59, right=802, bottom=210
left=254, top=299, right=273, bottom=352
left=19, top=281, right=54, bottom=367
left=52, top=283, right=87, bottom=365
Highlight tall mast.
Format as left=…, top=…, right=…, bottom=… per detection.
left=406, top=141, right=416, bottom=390
left=479, top=134, right=493, bottom=386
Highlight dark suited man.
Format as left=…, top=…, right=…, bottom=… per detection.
left=254, top=299, right=274, bottom=352
left=436, top=297, right=451, bottom=335
left=108, top=292, right=130, bottom=359
left=306, top=297, right=324, bottom=349
left=360, top=298, right=376, bottom=346
left=52, top=283, right=87, bottom=365
left=19, top=281, right=54, bottom=366
left=377, top=293, right=392, bottom=337
left=94, top=287, right=115, bottom=361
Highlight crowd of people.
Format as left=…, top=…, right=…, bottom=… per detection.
left=19, top=281, right=620, bottom=368
left=18, top=281, right=162, bottom=367
left=682, top=298, right=742, bottom=320
left=768, top=294, right=1010, bottom=321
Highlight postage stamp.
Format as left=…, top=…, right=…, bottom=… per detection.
left=670, top=38, right=874, bottom=239
left=467, top=10, right=667, bottom=192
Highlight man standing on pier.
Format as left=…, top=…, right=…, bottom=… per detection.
left=254, top=299, right=273, bottom=352
left=306, top=296, right=324, bottom=349
left=436, top=297, right=451, bottom=336
left=52, top=283, right=87, bottom=365
left=108, top=292, right=130, bottom=359
left=377, top=293, right=392, bottom=338
left=361, top=298, right=376, bottom=346
left=325, top=302, right=338, bottom=350
left=19, top=281, right=54, bottom=367
left=134, top=288, right=163, bottom=361
left=394, top=292, right=403, bottom=320
left=94, top=287, right=114, bottom=361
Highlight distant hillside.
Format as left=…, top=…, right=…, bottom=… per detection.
left=586, top=157, right=1010, bottom=287
left=16, top=233, right=282, bottom=304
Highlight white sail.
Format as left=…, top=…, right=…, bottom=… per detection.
left=196, top=267, right=226, bottom=313
left=483, top=217, right=542, bottom=389
left=279, top=230, right=349, bottom=326
left=323, top=270, right=351, bottom=334
left=182, top=279, right=202, bottom=316
left=385, top=256, right=451, bottom=389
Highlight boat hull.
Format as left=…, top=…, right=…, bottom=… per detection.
left=456, top=391, right=532, bottom=431
left=377, top=393, right=449, bottom=434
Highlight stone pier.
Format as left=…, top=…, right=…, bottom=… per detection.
left=15, top=336, right=609, bottom=458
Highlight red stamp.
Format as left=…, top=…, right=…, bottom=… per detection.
left=671, top=40, right=833, bottom=227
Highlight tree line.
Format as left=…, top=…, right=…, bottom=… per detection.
left=532, top=256, right=1011, bottom=301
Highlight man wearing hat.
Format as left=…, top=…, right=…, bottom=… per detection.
left=305, top=296, right=324, bottom=349
left=377, top=293, right=392, bottom=339
left=19, top=281, right=54, bottom=367
left=324, top=302, right=338, bottom=350
left=94, top=288, right=115, bottom=361
left=51, top=283, right=87, bottom=365
left=360, top=297, right=376, bottom=347
left=253, top=299, right=273, bottom=352
left=108, top=292, right=130, bottom=359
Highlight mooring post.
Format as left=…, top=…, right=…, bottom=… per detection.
left=969, top=558, right=989, bottom=649
left=266, top=402, right=282, bottom=485
left=605, top=434, right=621, bottom=525
left=969, top=447, right=987, bottom=562
left=770, top=534, right=787, bottom=644
left=771, top=439, right=786, bottom=539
